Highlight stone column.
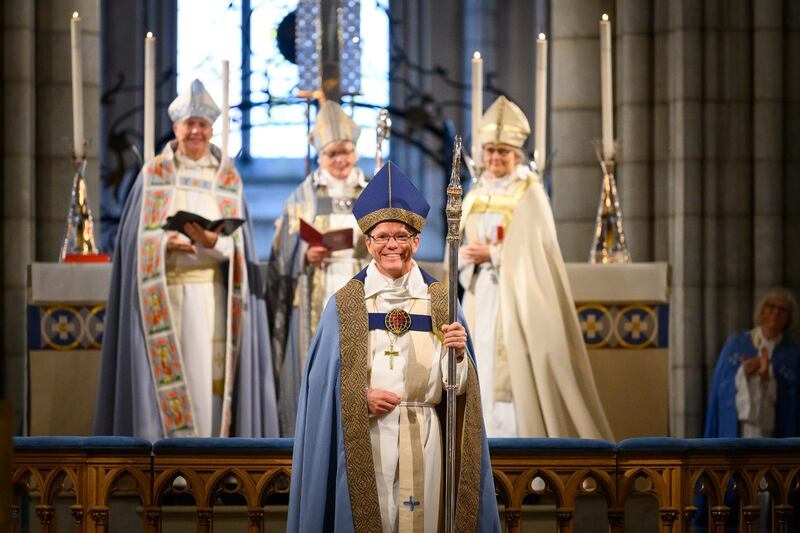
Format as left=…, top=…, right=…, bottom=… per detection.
left=752, top=0, right=783, bottom=296
left=551, top=0, right=613, bottom=261
left=665, top=0, right=705, bottom=437
left=783, top=1, right=800, bottom=299
left=652, top=0, right=670, bottom=262
left=471, top=0, right=538, bottom=129
left=2, top=0, right=36, bottom=429
left=701, top=0, right=723, bottom=381
left=616, top=0, right=654, bottom=261
left=463, top=0, right=542, bottom=153
left=719, top=0, right=754, bottom=334
left=35, top=0, right=101, bottom=260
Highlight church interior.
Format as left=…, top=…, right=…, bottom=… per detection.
left=2, top=0, right=800, bottom=531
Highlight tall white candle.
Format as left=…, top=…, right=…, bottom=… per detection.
left=144, top=32, right=156, bottom=161
left=221, top=60, right=230, bottom=162
left=600, top=14, right=614, bottom=160
left=471, top=51, right=483, bottom=167
left=70, top=12, right=85, bottom=160
left=535, top=33, right=548, bottom=172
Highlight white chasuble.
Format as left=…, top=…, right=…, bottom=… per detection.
left=316, top=168, right=365, bottom=307
left=459, top=170, right=528, bottom=437
left=165, top=152, right=233, bottom=437
left=364, top=261, right=467, bottom=533
left=293, top=168, right=368, bottom=376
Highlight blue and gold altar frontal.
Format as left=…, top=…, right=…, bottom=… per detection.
left=577, top=303, right=669, bottom=349
left=28, top=305, right=106, bottom=350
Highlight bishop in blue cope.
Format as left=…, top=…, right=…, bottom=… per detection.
left=287, top=161, right=501, bottom=532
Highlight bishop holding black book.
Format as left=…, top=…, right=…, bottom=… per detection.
left=93, top=79, right=279, bottom=440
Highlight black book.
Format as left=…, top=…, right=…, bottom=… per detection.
left=163, top=210, right=245, bottom=238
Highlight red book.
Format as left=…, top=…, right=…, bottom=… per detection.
left=299, top=218, right=354, bottom=252
left=64, top=253, right=111, bottom=263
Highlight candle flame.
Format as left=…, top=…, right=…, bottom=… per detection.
left=601, top=13, right=609, bottom=21
left=473, top=51, right=481, bottom=60
left=146, top=31, right=154, bottom=38
left=72, top=11, right=79, bottom=18
left=538, top=33, right=546, bottom=40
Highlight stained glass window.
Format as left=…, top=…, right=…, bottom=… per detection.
left=177, top=0, right=389, bottom=160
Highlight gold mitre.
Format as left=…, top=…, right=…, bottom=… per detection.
left=309, top=101, right=361, bottom=152
left=478, top=95, right=530, bottom=148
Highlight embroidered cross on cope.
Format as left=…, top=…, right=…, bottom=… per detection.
left=403, top=495, right=420, bottom=512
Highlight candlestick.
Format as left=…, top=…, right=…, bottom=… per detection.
left=535, top=33, right=548, bottom=173
left=144, top=32, right=156, bottom=161
left=70, top=12, right=85, bottom=160
left=471, top=51, right=483, bottom=167
left=221, top=59, right=230, bottom=162
left=600, top=14, right=614, bottom=160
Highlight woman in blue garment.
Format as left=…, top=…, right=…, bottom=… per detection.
left=704, top=288, right=799, bottom=438
left=696, top=288, right=799, bottom=532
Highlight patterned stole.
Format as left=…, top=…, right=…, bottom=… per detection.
left=136, top=145, right=247, bottom=438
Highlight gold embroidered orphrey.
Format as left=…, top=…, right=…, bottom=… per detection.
left=335, top=277, right=483, bottom=532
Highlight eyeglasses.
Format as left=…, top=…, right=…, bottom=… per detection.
left=368, top=232, right=416, bottom=245
left=322, top=147, right=355, bottom=159
left=764, top=302, right=790, bottom=314
left=483, top=146, right=513, bottom=156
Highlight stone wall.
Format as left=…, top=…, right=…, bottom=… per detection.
left=2, top=0, right=101, bottom=430
left=551, top=0, right=800, bottom=436
left=2, top=0, right=800, bottom=437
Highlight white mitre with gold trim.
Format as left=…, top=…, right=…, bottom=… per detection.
left=309, top=101, right=361, bottom=152
left=478, top=95, right=530, bottom=148
left=168, top=79, right=221, bottom=124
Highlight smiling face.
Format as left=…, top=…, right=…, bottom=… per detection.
left=365, top=221, right=420, bottom=279
left=483, top=142, right=521, bottom=178
left=319, top=140, right=357, bottom=180
left=760, top=295, right=792, bottom=339
left=173, top=117, right=213, bottom=160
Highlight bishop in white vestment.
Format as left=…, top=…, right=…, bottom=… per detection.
left=460, top=96, right=613, bottom=439
left=287, top=162, right=501, bottom=532
left=94, top=80, right=279, bottom=440
left=267, top=101, right=370, bottom=434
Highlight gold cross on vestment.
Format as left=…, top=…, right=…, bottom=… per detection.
left=384, top=348, right=399, bottom=370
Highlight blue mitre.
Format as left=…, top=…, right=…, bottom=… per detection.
left=352, top=161, right=430, bottom=233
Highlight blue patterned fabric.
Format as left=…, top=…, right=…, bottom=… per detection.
left=704, top=330, right=800, bottom=438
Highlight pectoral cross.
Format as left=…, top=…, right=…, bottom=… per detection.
left=384, top=347, right=399, bottom=370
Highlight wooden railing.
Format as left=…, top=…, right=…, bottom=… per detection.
left=11, top=436, right=800, bottom=532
